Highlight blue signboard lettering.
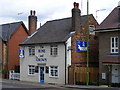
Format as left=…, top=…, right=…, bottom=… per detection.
left=40, top=55, right=44, bottom=57
left=36, top=58, right=47, bottom=61
left=38, top=49, right=45, bottom=53
left=76, top=40, right=88, bottom=52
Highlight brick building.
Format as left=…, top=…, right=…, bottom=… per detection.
left=20, top=2, right=99, bottom=84
left=0, top=21, right=29, bottom=78
left=96, top=3, right=120, bottom=86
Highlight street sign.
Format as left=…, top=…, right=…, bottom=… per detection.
left=19, top=50, right=24, bottom=58
left=76, top=40, right=87, bottom=52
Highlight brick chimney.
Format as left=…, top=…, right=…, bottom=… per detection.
left=72, top=2, right=81, bottom=32
left=28, top=10, right=37, bottom=35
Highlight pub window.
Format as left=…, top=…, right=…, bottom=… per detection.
left=28, top=46, right=35, bottom=56
left=89, top=25, right=95, bottom=35
left=28, top=65, right=35, bottom=75
left=50, top=45, right=58, bottom=56
left=49, top=66, right=59, bottom=77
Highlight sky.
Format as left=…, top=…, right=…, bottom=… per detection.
left=0, top=0, right=120, bottom=29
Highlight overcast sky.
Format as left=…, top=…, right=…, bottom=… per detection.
left=0, top=0, right=120, bottom=29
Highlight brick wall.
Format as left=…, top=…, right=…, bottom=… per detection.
left=71, top=32, right=87, bottom=66
left=8, top=25, right=28, bottom=71
left=71, top=16, right=99, bottom=67
left=99, top=31, right=120, bottom=84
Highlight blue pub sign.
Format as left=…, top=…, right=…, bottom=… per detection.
left=19, top=50, right=24, bottom=58
left=76, top=40, right=88, bottom=52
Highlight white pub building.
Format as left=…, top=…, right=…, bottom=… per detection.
left=19, top=2, right=97, bottom=84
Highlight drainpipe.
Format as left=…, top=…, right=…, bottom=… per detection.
left=64, top=43, right=67, bottom=85
left=108, top=65, right=111, bottom=87
left=6, top=24, right=10, bottom=79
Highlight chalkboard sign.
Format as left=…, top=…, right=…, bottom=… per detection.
left=35, top=66, right=39, bottom=73
left=46, top=66, right=49, bottom=73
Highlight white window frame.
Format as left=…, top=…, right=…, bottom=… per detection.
left=28, top=65, right=35, bottom=75
left=49, top=66, right=59, bottom=78
left=89, top=25, right=95, bottom=35
left=111, top=37, right=119, bottom=53
left=28, top=46, right=35, bottom=56
left=102, top=73, right=106, bottom=79
left=50, top=45, right=58, bottom=56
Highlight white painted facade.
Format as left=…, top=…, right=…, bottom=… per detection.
left=66, top=37, right=71, bottom=66
left=20, top=38, right=72, bottom=84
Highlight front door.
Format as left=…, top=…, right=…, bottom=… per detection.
left=40, top=67, right=44, bottom=83
left=112, top=65, right=119, bottom=83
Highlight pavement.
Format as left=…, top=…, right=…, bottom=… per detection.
left=1, top=79, right=120, bottom=90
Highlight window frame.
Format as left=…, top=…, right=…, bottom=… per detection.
left=50, top=45, right=58, bottom=56
left=111, top=37, right=119, bottom=53
left=28, top=46, right=35, bottom=56
left=28, top=65, right=35, bottom=75
left=49, top=66, right=59, bottom=78
left=89, top=25, right=95, bottom=35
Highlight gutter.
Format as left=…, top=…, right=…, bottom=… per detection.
left=95, top=28, right=120, bottom=32
left=19, top=41, right=66, bottom=46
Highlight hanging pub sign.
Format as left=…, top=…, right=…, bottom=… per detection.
left=76, top=40, right=88, bottom=52
left=19, top=50, right=24, bottom=58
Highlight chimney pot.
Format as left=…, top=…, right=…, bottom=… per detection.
left=73, top=2, right=79, bottom=8
left=30, top=10, right=32, bottom=15
left=28, top=10, right=37, bottom=35
left=72, top=2, right=81, bottom=32
left=76, top=3, right=79, bottom=8
left=33, top=10, right=36, bottom=16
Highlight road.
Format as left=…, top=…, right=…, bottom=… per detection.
left=1, top=79, right=85, bottom=90
left=1, top=79, right=120, bottom=90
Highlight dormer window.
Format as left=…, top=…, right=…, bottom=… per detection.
left=111, top=37, right=119, bottom=53
left=89, top=25, right=95, bottom=35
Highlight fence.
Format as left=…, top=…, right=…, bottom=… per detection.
left=9, top=70, right=20, bottom=80
left=68, top=66, right=99, bottom=85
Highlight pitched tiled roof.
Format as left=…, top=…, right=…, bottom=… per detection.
left=0, top=21, right=28, bottom=41
left=96, top=6, right=120, bottom=31
left=21, top=14, right=94, bottom=45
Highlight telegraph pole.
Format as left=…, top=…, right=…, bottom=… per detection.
left=86, top=0, right=89, bottom=86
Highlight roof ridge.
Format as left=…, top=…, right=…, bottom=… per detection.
left=96, top=7, right=119, bottom=30
left=45, top=14, right=93, bottom=23
left=46, top=17, right=71, bottom=23
left=0, top=21, right=23, bottom=26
